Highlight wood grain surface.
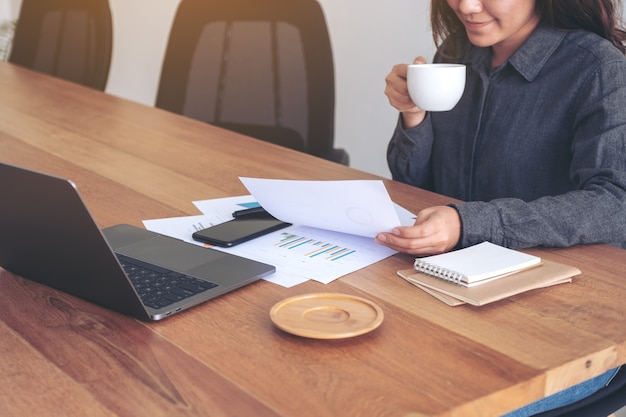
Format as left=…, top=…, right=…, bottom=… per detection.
left=1, top=62, right=625, bottom=417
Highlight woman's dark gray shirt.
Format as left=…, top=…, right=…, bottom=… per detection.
left=388, top=25, right=626, bottom=249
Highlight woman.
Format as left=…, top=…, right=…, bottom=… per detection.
left=377, top=0, right=626, bottom=257
left=379, top=1, right=625, bottom=415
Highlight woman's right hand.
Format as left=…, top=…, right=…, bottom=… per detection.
left=384, top=56, right=428, bottom=128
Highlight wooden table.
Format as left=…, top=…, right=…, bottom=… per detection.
left=1, top=61, right=625, bottom=417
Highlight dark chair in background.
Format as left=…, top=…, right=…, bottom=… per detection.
left=9, top=0, right=112, bottom=90
left=156, top=0, right=349, bottom=165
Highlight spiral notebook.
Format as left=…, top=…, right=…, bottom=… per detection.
left=398, top=260, right=579, bottom=306
left=398, top=242, right=580, bottom=306
left=413, top=242, right=542, bottom=287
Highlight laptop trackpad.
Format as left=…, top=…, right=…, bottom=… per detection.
left=117, top=235, right=226, bottom=272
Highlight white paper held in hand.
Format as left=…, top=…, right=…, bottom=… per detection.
left=238, top=177, right=403, bottom=238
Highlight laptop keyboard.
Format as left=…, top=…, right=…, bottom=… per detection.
left=116, top=254, right=218, bottom=310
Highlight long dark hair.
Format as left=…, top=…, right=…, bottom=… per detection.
left=431, top=0, right=626, bottom=59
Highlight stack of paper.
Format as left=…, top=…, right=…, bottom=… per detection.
left=144, top=178, right=416, bottom=288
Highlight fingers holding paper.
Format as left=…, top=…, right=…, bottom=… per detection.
left=375, top=206, right=461, bottom=256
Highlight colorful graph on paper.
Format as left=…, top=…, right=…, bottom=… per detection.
left=275, top=232, right=356, bottom=261
left=145, top=196, right=405, bottom=287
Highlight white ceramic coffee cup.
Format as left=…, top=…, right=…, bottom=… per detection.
left=407, top=64, right=466, bottom=112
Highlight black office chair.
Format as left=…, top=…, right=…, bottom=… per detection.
left=9, top=0, right=112, bottom=90
left=533, top=366, right=626, bottom=416
left=156, top=0, right=349, bottom=165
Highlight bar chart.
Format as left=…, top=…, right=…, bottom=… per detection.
left=275, top=232, right=356, bottom=262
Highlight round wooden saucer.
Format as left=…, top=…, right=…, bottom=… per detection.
left=270, top=293, right=384, bottom=339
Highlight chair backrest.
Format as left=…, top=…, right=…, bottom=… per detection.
left=156, top=0, right=348, bottom=164
left=9, top=0, right=112, bottom=90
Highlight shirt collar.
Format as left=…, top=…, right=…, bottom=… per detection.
left=466, top=25, right=567, bottom=81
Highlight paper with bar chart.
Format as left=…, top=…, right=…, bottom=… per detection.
left=143, top=183, right=414, bottom=287
left=216, top=222, right=399, bottom=286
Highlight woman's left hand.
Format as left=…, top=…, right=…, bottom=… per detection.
left=375, top=206, right=461, bottom=255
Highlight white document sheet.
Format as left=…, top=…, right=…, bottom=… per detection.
left=143, top=194, right=415, bottom=288
left=239, top=178, right=403, bottom=238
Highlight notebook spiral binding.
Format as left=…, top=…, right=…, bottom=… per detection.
left=413, top=259, right=464, bottom=285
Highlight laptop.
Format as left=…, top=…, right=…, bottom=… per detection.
left=0, top=162, right=275, bottom=321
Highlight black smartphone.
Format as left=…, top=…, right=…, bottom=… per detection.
left=192, top=214, right=291, bottom=247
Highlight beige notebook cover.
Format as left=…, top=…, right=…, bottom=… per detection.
left=397, top=260, right=580, bottom=306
